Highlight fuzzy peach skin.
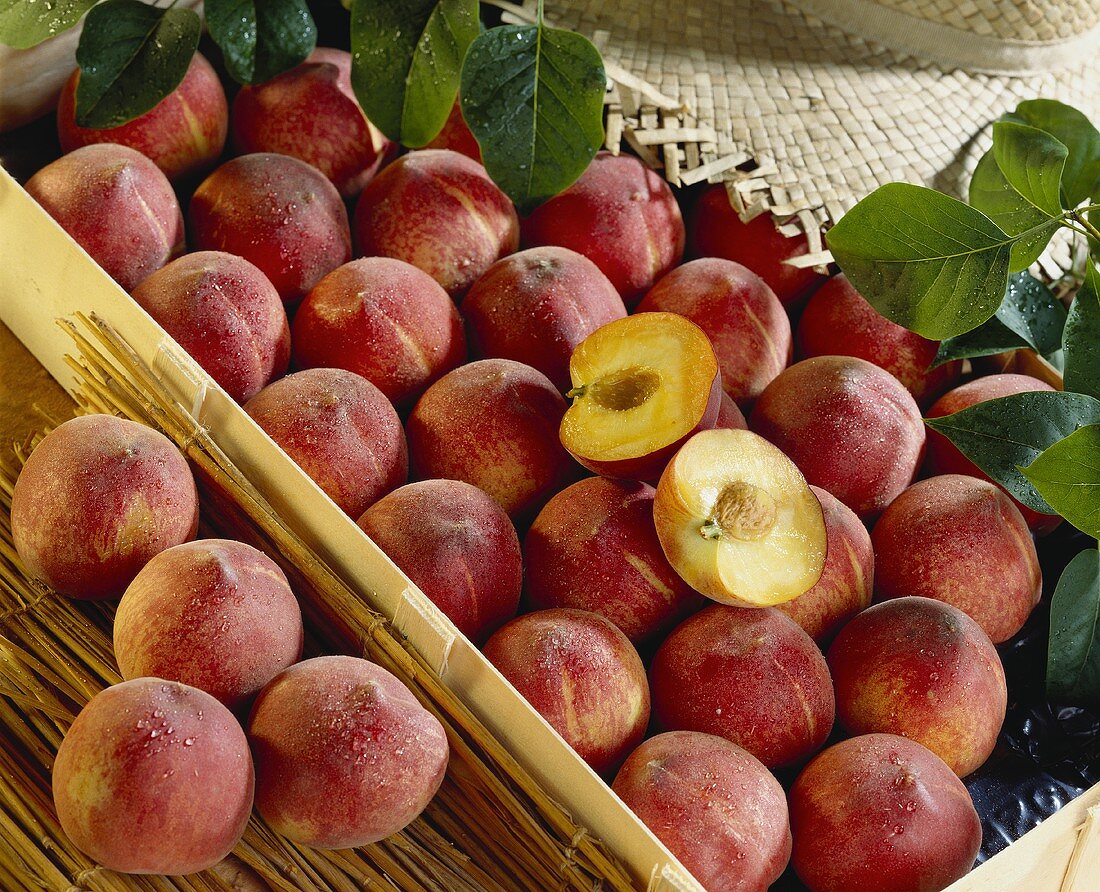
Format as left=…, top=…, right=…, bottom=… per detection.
left=407, top=359, right=576, bottom=521
left=650, top=605, right=834, bottom=768
left=114, top=539, right=304, bottom=711
left=354, top=149, right=519, bottom=298
left=521, top=152, right=685, bottom=306
left=715, top=391, right=748, bottom=430
left=926, top=373, right=1060, bottom=535
left=424, top=98, right=481, bottom=161
left=25, top=144, right=184, bottom=291
left=131, top=251, right=290, bottom=404
left=57, top=52, right=228, bottom=183
left=827, top=597, right=1006, bottom=777
left=612, top=731, right=791, bottom=892
left=11, top=414, right=198, bottom=600
left=776, top=485, right=873, bottom=644
left=53, top=678, right=254, bottom=875
left=637, top=258, right=792, bottom=407
left=751, top=356, right=925, bottom=521
left=462, top=246, right=627, bottom=391
left=872, top=474, right=1041, bottom=644
left=524, top=477, right=705, bottom=646
left=247, top=656, right=448, bottom=849
left=244, top=368, right=407, bottom=518
left=292, top=257, right=466, bottom=407
left=789, top=734, right=982, bottom=892
left=797, top=275, right=962, bottom=406
left=483, top=608, right=650, bottom=774
left=232, top=48, right=392, bottom=198
left=190, top=152, right=352, bottom=305
left=357, top=480, right=522, bottom=643
left=689, top=185, right=824, bottom=308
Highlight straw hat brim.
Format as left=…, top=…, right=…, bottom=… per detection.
left=505, top=0, right=1100, bottom=270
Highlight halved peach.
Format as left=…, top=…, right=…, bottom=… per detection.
left=559, top=313, right=721, bottom=481
left=653, top=428, right=827, bottom=606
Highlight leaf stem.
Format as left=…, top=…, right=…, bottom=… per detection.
left=1074, top=211, right=1100, bottom=244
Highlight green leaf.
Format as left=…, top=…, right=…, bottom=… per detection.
left=1047, top=548, right=1100, bottom=708
left=1005, top=99, right=1100, bottom=208
left=1064, top=263, right=1100, bottom=400
left=0, top=0, right=95, bottom=49
left=74, top=0, right=200, bottom=129
left=826, top=183, right=1012, bottom=340
left=1022, top=425, right=1100, bottom=538
left=350, top=0, right=479, bottom=147
left=969, top=122, right=1068, bottom=271
left=460, top=22, right=606, bottom=214
left=924, top=391, right=1100, bottom=513
left=206, top=0, right=316, bottom=86
left=932, top=316, right=1028, bottom=367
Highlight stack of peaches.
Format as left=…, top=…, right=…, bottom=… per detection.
left=16, top=46, right=1055, bottom=892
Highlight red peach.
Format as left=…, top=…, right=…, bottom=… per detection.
left=244, top=368, right=407, bottom=518
left=715, top=391, right=748, bottom=430
left=462, top=246, right=627, bottom=391
left=292, top=257, right=466, bottom=407
left=354, top=149, right=519, bottom=298
left=357, top=480, right=522, bottom=643
left=57, top=52, right=228, bottom=183
left=424, top=99, right=481, bottom=161
left=25, top=144, right=183, bottom=291
left=521, top=152, right=685, bottom=305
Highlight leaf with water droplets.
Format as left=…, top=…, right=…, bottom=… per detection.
left=1004, top=100, right=1100, bottom=209
left=1021, top=424, right=1100, bottom=539
left=1063, top=262, right=1100, bottom=401
left=205, top=0, right=316, bottom=86
left=1047, top=547, right=1100, bottom=707
left=0, top=0, right=96, bottom=49
left=74, top=0, right=200, bottom=128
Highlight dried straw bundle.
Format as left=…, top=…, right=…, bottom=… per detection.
left=0, top=313, right=636, bottom=891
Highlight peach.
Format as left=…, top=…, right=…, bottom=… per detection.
left=53, top=678, right=253, bottom=875
left=57, top=52, right=228, bottom=183
left=232, top=47, right=392, bottom=198
left=797, top=275, right=962, bottom=406
left=424, top=99, right=481, bottom=161
left=653, top=429, right=827, bottom=607
left=291, top=257, right=466, bottom=407
left=114, top=539, right=304, bottom=711
left=715, top=391, right=747, bottom=430
left=483, top=609, right=650, bottom=774
left=612, top=731, right=791, bottom=892
left=689, top=186, right=824, bottom=308
left=357, top=480, right=522, bottom=643
left=637, top=258, right=791, bottom=407
left=650, top=605, right=834, bottom=768
left=521, top=152, right=685, bottom=305
left=560, top=313, right=722, bottom=481
left=926, top=373, right=1060, bottom=535
left=828, top=597, right=1006, bottom=777
left=354, top=149, right=519, bottom=298
left=872, top=474, right=1041, bottom=643
left=190, top=152, right=352, bottom=305
left=751, top=356, right=925, bottom=520
left=244, top=368, right=407, bottom=518
left=25, top=144, right=183, bottom=291
left=775, top=485, right=873, bottom=643
left=524, top=477, right=705, bottom=646
left=407, top=359, right=576, bottom=521
left=11, top=414, right=198, bottom=600
left=462, top=246, right=627, bottom=391
left=247, top=656, right=448, bottom=848
left=790, top=734, right=981, bottom=892
left=130, top=251, right=290, bottom=403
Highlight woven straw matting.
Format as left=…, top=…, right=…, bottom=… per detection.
left=505, top=0, right=1100, bottom=270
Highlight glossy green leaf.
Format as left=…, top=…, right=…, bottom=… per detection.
left=1005, top=99, right=1100, bottom=208
left=461, top=21, right=606, bottom=214
left=350, top=0, right=479, bottom=147
left=0, top=0, right=95, bottom=49
left=924, top=391, right=1100, bottom=513
left=826, top=183, right=1012, bottom=340
left=1064, top=263, right=1100, bottom=400
left=74, top=0, right=200, bottom=129
left=1022, top=425, right=1100, bottom=538
left=1047, top=548, right=1100, bottom=708
left=205, top=0, right=316, bottom=86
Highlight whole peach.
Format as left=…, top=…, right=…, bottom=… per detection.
left=11, top=414, right=198, bottom=600
left=357, top=480, right=522, bottom=643
left=25, top=144, right=183, bottom=291
left=872, top=475, right=1041, bottom=643
left=715, top=391, right=748, bottom=430
left=292, top=257, right=466, bottom=407
left=425, top=99, right=481, bottom=161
